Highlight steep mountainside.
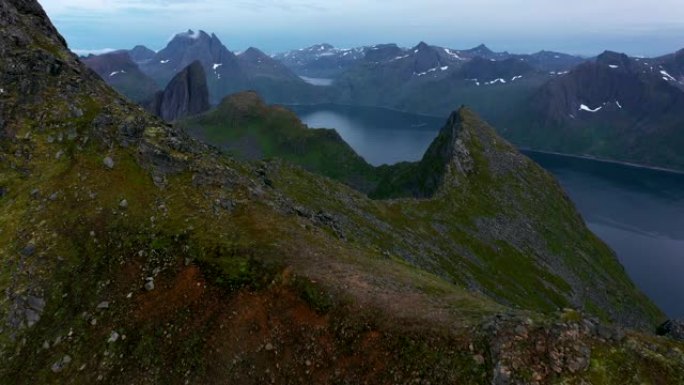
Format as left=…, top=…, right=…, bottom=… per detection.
left=500, top=51, right=684, bottom=170
left=82, top=50, right=159, bottom=103
left=146, top=61, right=210, bottom=122
left=178, top=93, right=671, bottom=335
left=655, top=48, right=684, bottom=91
left=1, top=1, right=683, bottom=383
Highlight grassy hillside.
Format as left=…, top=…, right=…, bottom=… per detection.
left=178, top=92, right=381, bottom=192
left=178, top=92, right=663, bottom=330
left=1, top=1, right=683, bottom=384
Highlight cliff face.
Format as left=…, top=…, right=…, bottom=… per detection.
left=147, top=60, right=210, bottom=121
left=1, top=1, right=683, bottom=384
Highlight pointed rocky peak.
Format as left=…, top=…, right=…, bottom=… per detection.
left=174, top=29, right=210, bottom=41
left=147, top=60, right=210, bottom=122
left=129, top=45, right=155, bottom=62
left=469, top=43, right=493, bottom=54
left=164, top=29, right=217, bottom=52
left=370, top=107, right=485, bottom=199
left=413, top=41, right=431, bottom=52
left=421, top=106, right=476, bottom=175
left=596, top=50, right=633, bottom=71
left=365, top=43, right=404, bottom=62
left=240, top=47, right=270, bottom=61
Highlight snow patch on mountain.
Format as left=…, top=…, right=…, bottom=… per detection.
left=485, top=78, right=506, bottom=85
left=661, top=70, right=677, bottom=82
left=443, top=48, right=463, bottom=60
left=579, top=104, right=602, bottom=113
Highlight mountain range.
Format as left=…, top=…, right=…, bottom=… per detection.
left=81, top=32, right=684, bottom=171
left=4, top=0, right=684, bottom=382
left=500, top=51, right=684, bottom=169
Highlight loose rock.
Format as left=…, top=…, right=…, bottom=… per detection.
left=51, top=355, right=71, bottom=373
left=144, top=278, right=155, bottom=291
left=108, top=331, right=120, bottom=343
left=103, top=156, right=115, bottom=169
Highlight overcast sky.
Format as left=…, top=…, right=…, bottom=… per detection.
left=38, top=0, right=684, bottom=57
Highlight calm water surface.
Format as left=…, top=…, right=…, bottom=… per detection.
left=291, top=104, right=684, bottom=318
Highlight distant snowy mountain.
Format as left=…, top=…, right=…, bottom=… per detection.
left=136, top=29, right=318, bottom=104
left=273, top=43, right=367, bottom=78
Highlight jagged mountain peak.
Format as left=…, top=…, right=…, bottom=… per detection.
left=129, top=45, right=155, bottom=62
left=370, top=107, right=499, bottom=199
left=470, top=43, right=493, bottom=53
left=240, top=46, right=269, bottom=59
left=596, top=50, right=633, bottom=69
left=413, top=41, right=431, bottom=51
left=173, top=29, right=210, bottom=41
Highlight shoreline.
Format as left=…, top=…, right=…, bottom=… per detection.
left=281, top=102, right=684, bottom=175
left=521, top=148, right=684, bottom=175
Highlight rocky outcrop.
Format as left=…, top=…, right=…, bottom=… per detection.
left=370, top=107, right=478, bottom=199
left=657, top=320, right=684, bottom=341
left=147, top=60, right=210, bottom=122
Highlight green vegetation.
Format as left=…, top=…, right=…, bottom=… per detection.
left=1, top=2, right=683, bottom=383
left=177, top=92, right=381, bottom=192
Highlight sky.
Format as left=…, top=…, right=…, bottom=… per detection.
left=38, top=0, right=684, bottom=57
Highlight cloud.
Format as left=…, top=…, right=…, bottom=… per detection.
left=70, top=48, right=119, bottom=56
left=38, top=0, right=684, bottom=56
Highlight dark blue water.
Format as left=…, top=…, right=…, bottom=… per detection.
left=292, top=104, right=684, bottom=318
left=290, top=104, right=445, bottom=166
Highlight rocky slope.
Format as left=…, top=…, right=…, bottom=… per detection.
left=82, top=50, right=159, bottom=103
left=1, top=1, right=683, bottom=383
left=146, top=61, right=210, bottom=122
